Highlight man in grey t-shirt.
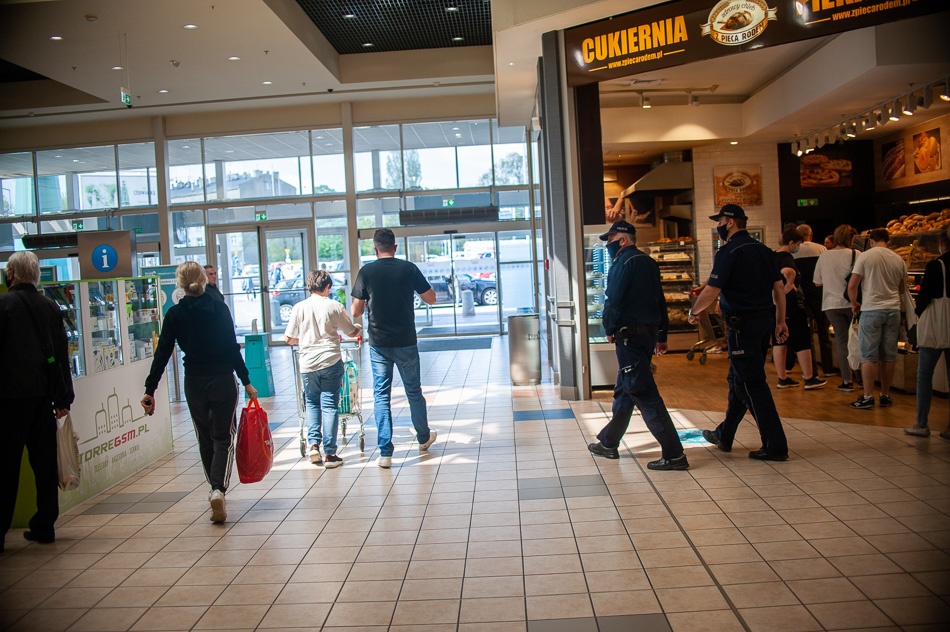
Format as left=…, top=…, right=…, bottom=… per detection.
left=847, top=228, right=907, bottom=409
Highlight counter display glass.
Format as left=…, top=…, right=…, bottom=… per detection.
left=648, top=241, right=699, bottom=337
left=125, top=277, right=161, bottom=363
left=42, top=282, right=85, bottom=378
left=87, top=280, right=123, bottom=372
left=584, top=234, right=611, bottom=345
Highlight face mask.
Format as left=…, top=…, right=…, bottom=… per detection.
left=791, top=246, right=801, bottom=254
left=605, top=240, right=622, bottom=259
left=717, top=224, right=730, bottom=241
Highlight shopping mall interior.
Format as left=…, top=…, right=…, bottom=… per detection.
left=1, top=1, right=949, bottom=630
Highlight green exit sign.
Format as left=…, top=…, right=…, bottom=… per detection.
left=133, top=227, right=143, bottom=234
left=797, top=198, right=818, bottom=207
left=120, top=87, right=131, bottom=107
left=442, top=198, right=455, bottom=207
left=71, top=220, right=84, bottom=230
left=255, top=212, right=267, bottom=221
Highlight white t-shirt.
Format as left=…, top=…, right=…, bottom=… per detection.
left=285, top=294, right=359, bottom=372
left=851, top=246, right=907, bottom=311
left=814, top=248, right=857, bottom=311
left=793, top=241, right=826, bottom=259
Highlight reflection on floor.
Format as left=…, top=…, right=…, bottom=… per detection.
left=1, top=340, right=949, bottom=631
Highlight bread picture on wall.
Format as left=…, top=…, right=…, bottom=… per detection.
left=799, top=152, right=852, bottom=187
left=881, top=140, right=905, bottom=181
left=913, top=129, right=941, bottom=174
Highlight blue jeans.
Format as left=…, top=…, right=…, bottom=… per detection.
left=370, top=345, right=431, bottom=457
left=302, top=360, right=344, bottom=455
left=916, top=347, right=950, bottom=429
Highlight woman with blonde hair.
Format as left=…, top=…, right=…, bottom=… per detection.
left=814, top=224, right=860, bottom=391
left=141, top=262, right=257, bottom=523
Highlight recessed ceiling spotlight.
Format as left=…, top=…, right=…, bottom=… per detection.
left=508, top=62, right=515, bottom=67
left=72, top=159, right=79, bottom=163
left=228, top=56, right=241, bottom=61
left=262, top=81, right=273, bottom=85
left=729, top=141, right=738, bottom=145
left=158, top=89, right=169, bottom=93
left=452, top=36, right=463, bottom=42
left=54, top=155, right=63, bottom=158
left=446, top=6, right=459, bottom=12
left=326, top=142, right=334, bottom=146
left=112, top=65, right=124, bottom=71
left=182, top=145, right=190, bottom=149
left=451, top=127, right=460, bottom=131
left=315, top=135, right=324, bottom=140
left=49, top=36, right=62, bottom=41
left=362, top=42, right=374, bottom=48
left=344, top=13, right=356, bottom=19
left=183, top=24, right=198, bottom=30
left=455, top=133, right=462, bottom=138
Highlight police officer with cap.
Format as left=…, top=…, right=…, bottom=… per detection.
left=588, top=221, right=688, bottom=470
left=689, top=204, right=790, bottom=461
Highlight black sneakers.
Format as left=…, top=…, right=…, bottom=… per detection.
left=879, top=394, right=893, bottom=407
left=837, top=382, right=854, bottom=392
left=647, top=454, right=690, bottom=470
left=777, top=377, right=800, bottom=389
left=324, top=454, right=343, bottom=468
left=850, top=395, right=875, bottom=409
left=702, top=429, right=731, bottom=452
left=803, top=377, right=827, bottom=390
left=588, top=442, right=620, bottom=459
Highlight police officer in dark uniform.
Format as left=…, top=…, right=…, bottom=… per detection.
left=588, top=221, right=688, bottom=470
left=689, top=205, right=790, bottom=461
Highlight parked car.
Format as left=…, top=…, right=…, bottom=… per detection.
left=269, top=277, right=306, bottom=325
left=412, top=273, right=497, bottom=308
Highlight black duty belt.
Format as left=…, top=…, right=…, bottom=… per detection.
left=616, top=323, right=657, bottom=338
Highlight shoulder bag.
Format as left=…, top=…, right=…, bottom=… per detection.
left=917, top=260, right=950, bottom=349
left=843, top=249, right=862, bottom=304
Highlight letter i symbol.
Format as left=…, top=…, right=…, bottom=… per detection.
left=101, top=248, right=109, bottom=268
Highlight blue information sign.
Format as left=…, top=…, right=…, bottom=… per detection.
left=91, top=244, right=119, bottom=273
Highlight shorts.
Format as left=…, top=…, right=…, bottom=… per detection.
left=858, top=309, right=900, bottom=363
left=772, top=306, right=811, bottom=352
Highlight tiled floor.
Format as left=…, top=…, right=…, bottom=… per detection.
left=2, top=339, right=950, bottom=631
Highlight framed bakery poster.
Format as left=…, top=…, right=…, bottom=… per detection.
left=912, top=128, right=941, bottom=174
left=714, top=165, right=763, bottom=207
left=799, top=153, right=853, bottom=188
left=881, top=140, right=906, bottom=181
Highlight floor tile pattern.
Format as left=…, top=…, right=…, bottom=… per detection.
left=1, top=341, right=949, bottom=631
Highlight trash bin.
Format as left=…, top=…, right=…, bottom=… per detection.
left=461, top=289, right=476, bottom=316
left=244, top=333, right=275, bottom=397
left=508, top=313, right=541, bottom=385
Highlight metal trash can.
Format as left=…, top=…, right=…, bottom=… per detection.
left=508, top=313, right=541, bottom=385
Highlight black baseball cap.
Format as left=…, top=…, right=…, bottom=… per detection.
left=599, top=221, right=636, bottom=241
left=708, top=204, right=747, bottom=221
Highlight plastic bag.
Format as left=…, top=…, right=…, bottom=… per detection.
left=338, top=360, right=359, bottom=414
left=847, top=315, right=862, bottom=371
left=236, top=398, right=273, bottom=484
left=57, top=413, right=81, bottom=491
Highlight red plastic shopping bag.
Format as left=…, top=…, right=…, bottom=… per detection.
left=236, top=398, right=274, bottom=484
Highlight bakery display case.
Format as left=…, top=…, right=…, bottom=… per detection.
left=41, top=282, right=85, bottom=379
left=648, top=241, right=699, bottom=351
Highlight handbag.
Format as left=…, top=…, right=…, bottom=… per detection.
left=917, top=260, right=950, bottom=349
left=843, top=249, right=862, bottom=304
left=236, top=398, right=274, bottom=484
left=847, top=314, right=862, bottom=371
left=14, top=291, right=70, bottom=405
left=57, top=413, right=81, bottom=491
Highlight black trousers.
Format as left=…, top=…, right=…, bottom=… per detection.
left=715, top=313, right=789, bottom=455
left=805, top=296, right=834, bottom=373
left=1, top=397, right=59, bottom=540
left=184, top=374, right=239, bottom=492
left=597, top=331, right=684, bottom=460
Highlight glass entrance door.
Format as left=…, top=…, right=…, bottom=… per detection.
left=209, top=221, right=315, bottom=342
left=404, top=231, right=500, bottom=336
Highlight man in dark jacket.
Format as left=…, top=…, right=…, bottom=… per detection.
left=203, top=265, right=226, bottom=303
left=1, top=251, right=75, bottom=552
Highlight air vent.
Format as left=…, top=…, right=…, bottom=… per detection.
left=22, top=233, right=79, bottom=249
left=400, top=206, right=499, bottom=226
left=629, top=78, right=664, bottom=86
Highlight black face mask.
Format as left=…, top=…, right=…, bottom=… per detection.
left=606, top=240, right=622, bottom=260
left=717, top=224, right=730, bottom=241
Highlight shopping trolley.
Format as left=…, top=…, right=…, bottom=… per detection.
left=293, top=336, right=365, bottom=458
left=685, top=290, right=727, bottom=365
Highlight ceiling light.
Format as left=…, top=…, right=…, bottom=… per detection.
left=452, top=37, right=463, bottom=42
left=921, top=87, right=933, bottom=109
left=940, top=78, right=950, bottom=101
left=262, top=81, right=272, bottom=85
left=690, top=95, right=700, bottom=106
left=863, top=114, right=876, bottom=131
left=183, top=24, right=198, bottom=29
left=112, top=65, right=124, bottom=71
left=73, top=159, right=79, bottom=163
left=54, top=155, right=63, bottom=158
left=846, top=122, right=857, bottom=138
left=446, top=6, right=459, bottom=11
left=451, top=127, right=459, bottom=131
left=792, top=141, right=801, bottom=157
left=344, top=13, right=356, bottom=19
left=315, top=135, right=324, bottom=139
left=508, top=62, right=514, bottom=67
left=730, top=141, right=738, bottom=145
left=49, top=36, right=62, bottom=41
left=362, top=42, right=374, bottom=48
left=182, top=145, right=190, bottom=149
left=902, top=95, right=916, bottom=116
left=225, top=150, right=234, bottom=153
left=158, top=89, right=168, bottom=93
left=641, top=94, right=651, bottom=109
left=227, top=56, right=241, bottom=61
left=889, top=101, right=901, bottom=121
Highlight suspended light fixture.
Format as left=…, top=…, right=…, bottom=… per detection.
left=642, top=94, right=651, bottom=109
left=939, top=78, right=949, bottom=101
left=889, top=100, right=901, bottom=121
left=902, top=94, right=916, bottom=116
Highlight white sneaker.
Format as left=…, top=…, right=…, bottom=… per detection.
left=309, top=444, right=323, bottom=465
left=419, top=430, right=438, bottom=453
left=209, top=490, right=227, bottom=523
left=377, top=456, right=392, bottom=469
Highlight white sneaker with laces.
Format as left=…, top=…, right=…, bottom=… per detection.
left=377, top=456, right=392, bottom=469
left=419, top=430, right=438, bottom=452
left=309, top=444, right=323, bottom=465
left=209, top=490, right=227, bottom=523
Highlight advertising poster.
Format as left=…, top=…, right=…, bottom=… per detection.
left=714, top=165, right=763, bottom=206
left=799, top=153, right=853, bottom=188
left=881, top=140, right=906, bottom=181
left=142, top=264, right=180, bottom=318
left=912, top=128, right=941, bottom=174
